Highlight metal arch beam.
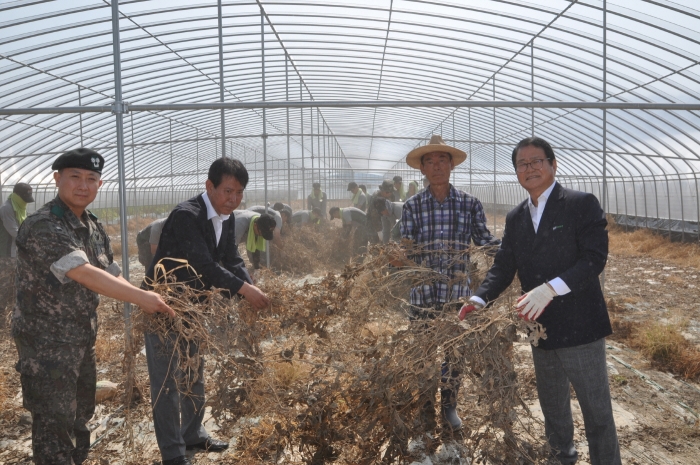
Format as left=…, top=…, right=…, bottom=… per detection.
left=3, top=100, right=700, bottom=115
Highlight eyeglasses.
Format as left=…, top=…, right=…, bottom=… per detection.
left=516, top=158, right=547, bottom=172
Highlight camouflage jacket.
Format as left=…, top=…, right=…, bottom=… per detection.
left=11, top=196, right=119, bottom=344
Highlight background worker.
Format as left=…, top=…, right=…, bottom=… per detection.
left=272, top=201, right=293, bottom=217
left=329, top=206, right=368, bottom=255
left=0, top=182, right=34, bottom=258
left=291, top=207, right=323, bottom=226
left=347, top=181, right=367, bottom=212
left=246, top=205, right=284, bottom=246
left=307, top=182, right=327, bottom=219
left=13, top=148, right=173, bottom=465
left=372, top=199, right=404, bottom=243
left=359, top=184, right=367, bottom=195
left=407, top=180, right=420, bottom=199
left=397, top=135, right=500, bottom=431
left=0, top=182, right=34, bottom=311
left=136, top=217, right=166, bottom=268
left=233, top=210, right=278, bottom=271
left=393, top=175, right=406, bottom=201
left=366, top=180, right=395, bottom=244
left=460, top=137, right=620, bottom=465
left=272, top=203, right=293, bottom=235
left=144, top=157, right=268, bottom=465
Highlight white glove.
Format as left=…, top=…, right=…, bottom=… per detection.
left=516, top=283, right=557, bottom=321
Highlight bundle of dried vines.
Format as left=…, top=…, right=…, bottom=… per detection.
left=135, top=242, right=549, bottom=464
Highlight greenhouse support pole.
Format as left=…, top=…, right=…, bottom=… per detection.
left=468, top=108, right=472, bottom=193
left=695, top=173, right=700, bottom=243
left=452, top=112, right=455, bottom=186
left=218, top=0, right=226, bottom=158
left=261, top=11, right=270, bottom=267
left=286, top=56, right=291, bottom=204
left=78, top=85, right=84, bottom=145
left=310, top=108, right=314, bottom=184
left=531, top=41, right=535, bottom=136
left=301, top=82, right=305, bottom=202
left=196, top=129, right=200, bottom=186
left=111, top=0, right=134, bottom=399
left=169, top=120, right=174, bottom=205
left=601, top=0, right=607, bottom=293
left=493, top=77, right=497, bottom=233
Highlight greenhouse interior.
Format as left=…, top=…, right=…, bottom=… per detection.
left=3, top=0, right=700, bottom=254
left=2, top=1, right=700, bottom=463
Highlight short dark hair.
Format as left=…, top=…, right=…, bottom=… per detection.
left=358, top=184, right=367, bottom=193
left=511, top=137, right=556, bottom=169
left=273, top=202, right=285, bottom=211
left=373, top=197, right=388, bottom=213
left=312, top=182, right=321, bottom=189
left=329, top=206, right=340, bottom=218
left=311, top=207, right=321, bottom=216
left=208, top=157, right=248, bottom=188
left=256, top=213, right=277, bottom=240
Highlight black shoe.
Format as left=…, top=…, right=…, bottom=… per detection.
left=186, top=437, right=229, bottom=452
left=162, top=456, right=192, bottom=465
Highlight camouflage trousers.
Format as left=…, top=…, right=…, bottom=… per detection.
left=14, top=332, right=96, bottom=465
left=0, top=257, right=16, bottom=325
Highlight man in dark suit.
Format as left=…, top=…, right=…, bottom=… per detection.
left=459, top=137, right=621, bottom=465
left=143, top=157, right=269, bottom=465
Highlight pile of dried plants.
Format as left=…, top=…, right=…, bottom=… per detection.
left=133, top=241, right=550, bottom=464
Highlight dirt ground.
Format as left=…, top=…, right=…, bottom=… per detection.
left=0, top=230, right=699, bottom=464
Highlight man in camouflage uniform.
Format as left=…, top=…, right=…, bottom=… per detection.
left=12, top=148, right=173, bottom=465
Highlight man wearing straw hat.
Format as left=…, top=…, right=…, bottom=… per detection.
left=398, top=134, right=500, bottom=431
left=12, top=148, right=174, bottom=465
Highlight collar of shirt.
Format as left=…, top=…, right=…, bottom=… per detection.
left=527, top=180, right=557, bottom=233
left=202, top=192, right=230, bottom=244
left=423, top=183, right=457, bottom=204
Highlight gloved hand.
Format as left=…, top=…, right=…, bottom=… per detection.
left=458, top=299, right=484, bottom=320
left=516, top=283, right=557, bottom=321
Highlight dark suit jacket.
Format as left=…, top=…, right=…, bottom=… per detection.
left=144, top=195, right=252, bottom=297
left=475, top=183, right=612, bottom=350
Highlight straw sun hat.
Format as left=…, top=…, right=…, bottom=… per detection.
left=405, top=134, right=467, bottom=169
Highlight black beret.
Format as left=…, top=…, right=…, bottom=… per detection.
left=52, top=148, right=104, bottom=174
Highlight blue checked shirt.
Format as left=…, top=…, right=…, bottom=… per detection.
left=400, top=185, right=499, bottom=307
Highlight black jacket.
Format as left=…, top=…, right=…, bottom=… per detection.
left=475, top=183, right=612, bottom=349
left=144, top=195, right=252, bottom=297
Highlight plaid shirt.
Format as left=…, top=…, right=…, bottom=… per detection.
left=400, top=185, right=499, bottom=307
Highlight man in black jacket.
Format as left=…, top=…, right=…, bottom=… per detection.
left=143, top=157, right=269, bottom=465
left=460, top=137, right=620, bottom=465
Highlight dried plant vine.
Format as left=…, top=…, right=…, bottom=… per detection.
left=134, top=238, right=550, bottom=464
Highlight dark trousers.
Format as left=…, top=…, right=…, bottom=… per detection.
left=532, top=338, right=621, bottom=465
left=14, top=333, right=96, bottom=465
left=409, top=304, right=461, bottom=424
left=145, top=331, right=208, bottom=461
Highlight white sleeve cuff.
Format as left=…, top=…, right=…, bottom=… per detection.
left=105, top=262, right=122, bottom=277
left=469, top=295, right=487, bottom=307
left=50, top=250, right=89, bottom=284
left=548, top=277, right=571, bottom=296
